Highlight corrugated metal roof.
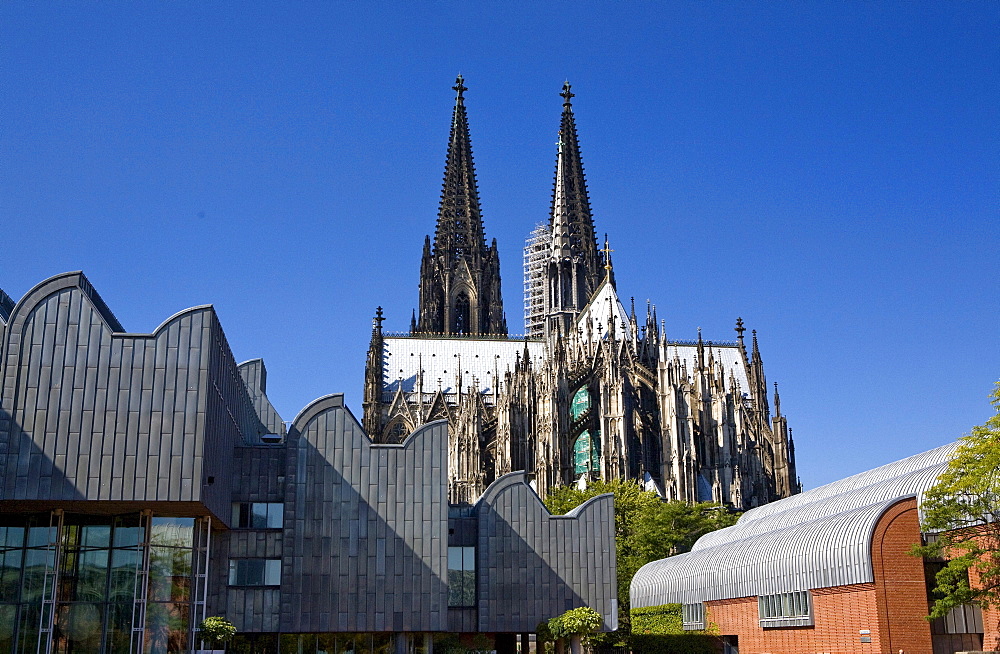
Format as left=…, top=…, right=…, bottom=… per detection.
left=730, top=442, right=957, bottom=529
left=383, top=337, right=546, bottom=399
left=631, top=442, right=958, bottom=608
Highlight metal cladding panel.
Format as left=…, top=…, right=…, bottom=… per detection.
left=475, top=472, right=617, bottom=633
left=0, top=272, right=253, bottom=521
left=632, top=442, right=958, bottom=608
left=694, top=464, right=950, bottom=551
left=280, top=397, right=449, bottom=633
left=382, top=336, right=545, bottom=399
left=632, top=500, right=892, bottom=607
left=238, top=358, right=287, bottom=437
left=721, top=442, right=958, bottom=532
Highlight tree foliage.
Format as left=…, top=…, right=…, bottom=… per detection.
left=197, top=617, right=237, bottom=646
left=545, top=479, right=738, bottom=640
left=912, top=382, right=1000, bottom=618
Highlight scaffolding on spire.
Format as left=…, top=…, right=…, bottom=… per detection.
left=523, top=223, right=551, bottom=338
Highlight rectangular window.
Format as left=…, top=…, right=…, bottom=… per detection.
left=757, top=590, right=812, bottom=627
left=681, top=603, right=705, bottom=630
left=231, top=503, right=284, bottom=529
left=228, top=559, right=281, bottom=586
left=447, top=546, right=475, bottom=607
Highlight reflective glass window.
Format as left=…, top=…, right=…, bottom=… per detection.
left=228, top=559, right=281, bottom=586
left=232, top=503, right=284, bottom=529
left=150, top=518, right=194, bottom=548
left=447, top=546, right=475, bottom=607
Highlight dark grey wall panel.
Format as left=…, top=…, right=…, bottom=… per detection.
left=475, top=473, right=617, bottom=633
left=238, top=359, right=286, bottom=437
left=0, top=272, right=257, bottom=524
left=232, top=446, right=286, bottom=502
left=280, top=396, right=449, bottom=633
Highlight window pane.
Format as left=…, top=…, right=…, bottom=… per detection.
left=54, top=603, right=104, bottom=653
left=448, top=547, right=462, bottom=571
left=150, top=519, right=194, bottom=548
left=0, top=605, right=16, bottom=653
left=27, top=526, right=55, bottom=548
left=228, top=561, right=239, bottom=586
left=0, top=526, right=25, bottom=549
left=448, top=570, right=463, bottom=606
left=265, top=560, right=281, bottom=586
left=112, top=515, right=142, bottom=548
left=145, top=602, right=189, bottom=654
left=316, top=633, right=335, bottom=654
left=80, top=525, right=111, bottom=549
left=462, top=569, right=475, bottom=606
left=266, top=505, right=284, bottom=529
left=0, top=549, right=23, bottom=600
left=462, top=547, right=475, bottom=572
left=106, top=602, right=134, bottom=654
left=251, top=504, right=268, bottom=529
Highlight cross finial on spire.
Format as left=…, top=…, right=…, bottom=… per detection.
left=561, top=81, right=574, bottom=107
left=373, top=306, right=385, bottom=334
left=735, top=317, right=746, bottom=341
left=453, top=74, right=467, bottom=100
left=602, top=234, right=614, bottom=270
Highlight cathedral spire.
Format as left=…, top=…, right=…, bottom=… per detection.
left=415, top=76, right=506, bottom=336
left=549, top=81, right=601, bottom=293
left=433, top=74, right=486, bottom=264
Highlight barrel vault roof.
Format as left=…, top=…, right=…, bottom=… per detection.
left=630, top=442, right=958, bottom=607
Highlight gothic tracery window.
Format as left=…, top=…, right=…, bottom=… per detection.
left=454, top=292, right=471, bottom=335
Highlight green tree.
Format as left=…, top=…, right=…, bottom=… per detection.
left=912, top=382, right=1000, bottom=618
left=545, top=479, right=737, bottom=641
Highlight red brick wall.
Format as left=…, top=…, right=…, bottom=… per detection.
left=707, top=584, right=881, bottom=654
left=871, top=498, right=933, bottom=654
left=968, top=565, right=1000, bottom=651
left=701, top=498, right=937, bottom=654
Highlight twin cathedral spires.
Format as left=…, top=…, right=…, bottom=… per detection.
left=412, top=76, right=602, bottom=337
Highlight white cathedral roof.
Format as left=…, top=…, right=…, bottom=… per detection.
left=663, top=342, right=752, bottom=396
left=382, top=336, right=546, bottom=399
left=576, top=275, right=632, bottom=341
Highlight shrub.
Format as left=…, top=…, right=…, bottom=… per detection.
left=198, top=617, right=237, bottom=647
left=549, top=607, right=603, bottom=639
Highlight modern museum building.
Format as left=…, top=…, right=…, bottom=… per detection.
left=0, top=272, right=617, bottom=654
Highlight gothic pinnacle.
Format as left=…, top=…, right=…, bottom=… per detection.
left=735, top=317, right=746, bottom=342
left=561, top=80, right=574, bottom=107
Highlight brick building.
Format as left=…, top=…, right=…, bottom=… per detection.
left=631, top=444, right=998, bottom=654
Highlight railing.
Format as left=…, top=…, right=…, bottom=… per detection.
left=384, top=331, right=543, bottom=342
left=665, top=338, right=740, bottom=348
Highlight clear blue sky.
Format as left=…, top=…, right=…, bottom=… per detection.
left=2, top=2, right=997, bottom=489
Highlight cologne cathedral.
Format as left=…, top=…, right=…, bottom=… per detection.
left=363, top=77, right=799, bottom=508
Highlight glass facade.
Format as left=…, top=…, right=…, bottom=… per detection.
left=275, top=634, right=407, bottom=654
left=0, top=513, right=203, bottom=654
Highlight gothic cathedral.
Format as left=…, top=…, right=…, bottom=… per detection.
left=363, top=77, right=799, bottom=509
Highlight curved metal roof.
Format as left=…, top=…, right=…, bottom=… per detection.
left=631, top=442, right=958, bottom=608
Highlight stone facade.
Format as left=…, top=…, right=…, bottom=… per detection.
left=363, top=79, right=799, bottom=508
